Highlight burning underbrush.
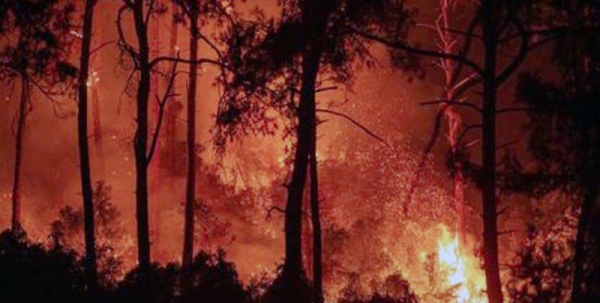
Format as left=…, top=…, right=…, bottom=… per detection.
left=0, top=135, right=505, bottom=302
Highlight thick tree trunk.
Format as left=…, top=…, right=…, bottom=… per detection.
left=11, top=76, right=28, bottom=234
left=132, top=0, right=152, bottom=278
left=182, top=6, right=199, bottom=270
left=77, top=0, right=98, bottom=287
left=309, top=121, right=323, bottom=303
left=481, top=2, right=503, bottom=301
left=283, top=52, right=318, bottom=282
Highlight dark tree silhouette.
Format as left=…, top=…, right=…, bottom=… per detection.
left=357, top=1, right=567, bottom=301
left=170, top=0, right=233, bottom=274
left=217, top=1, right=410, bottom=301
left=76, top=0, right=99, bottom=287
left=0, top=0, right=77, bottom=234
left=512, top=1, right=600, bottom=299
left=179, top=0, right=201, bottom=273
left=117, top=0, right=225, bottom=285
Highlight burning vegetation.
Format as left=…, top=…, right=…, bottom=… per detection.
left=1, top=0, right=600, bottom=302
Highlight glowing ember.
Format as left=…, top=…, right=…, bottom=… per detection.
left=437, top=225, right=487, bottom=303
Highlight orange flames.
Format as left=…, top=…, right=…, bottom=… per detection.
left=436, top=225, right=487, bottom=303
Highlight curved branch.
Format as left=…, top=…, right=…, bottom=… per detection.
left=316, top=108, right=389, bottom=147
left=354, top=29, right=483, bottom=74
left=146, top=59, right=179, bottom=164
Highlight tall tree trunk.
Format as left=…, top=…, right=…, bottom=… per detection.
left=481, top=1, right=502, bottom=301
left=182, top=5, right=199, bottom=269
left=77, top=0, right=98, bottom=287
left=132, top=0, right=152, bottom=278
left=150, top=0, right=162, bottom=254
left=309, top=120, right=323, bottom=303
left=11, top=76, right=28, bottom=234
left=438, top=0, right=468, bottom=247
left=571, top=123, right=597, bottom=301
left=283, top=49, right=320, bottom=282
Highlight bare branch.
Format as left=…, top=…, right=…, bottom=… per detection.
left=90, top=39, right=117, bottom=55
left=316, top=108, right=389, bottom=147
left=353, top=29, right=484, bottom=74
left=146, top=58, right=179, bottom=164
left=149, top=56, right=228, bottom=70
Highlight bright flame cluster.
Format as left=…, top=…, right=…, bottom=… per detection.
left=437, top=225, right=487, bottom=303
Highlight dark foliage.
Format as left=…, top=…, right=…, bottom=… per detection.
left=0, top=231, right=90, bottom=303
left=0, top=0, right=76, bottom=88
left=506, top=206, right=577, bottom=302
left=262, top=267, right=313, bottom=303
left=339, top=273, right=419, bottom=303
left=179, top=250, right=248, bottom=302
left=0, top=232, right=252, bottom=303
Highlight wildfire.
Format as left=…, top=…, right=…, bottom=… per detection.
left=436, top=225, right=487, bottom=303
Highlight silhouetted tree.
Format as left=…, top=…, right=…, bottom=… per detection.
left=512, top=1, right=600, bottom=299
left=0, top=0, right=77, bottom=234
left=217, top=1, right=410, bottom=301
left=117, top=0, right=177, bottom=286
left=76, top=0, right=100, bottom=287
left=117, top=0, right=224, bottom=285
left=170, top=0, right=234, bottom=275
left=358, top=1, right=565, bottom=301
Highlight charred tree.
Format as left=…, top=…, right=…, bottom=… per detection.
left=216, top=1, right=410, bottom=301
left=182, top=0, right=199, bottom=270
left=480, top=3, right=501, bottom=300
left=356, top=1, right=563, bottom=301
left=11, top=77, right=28, bottom=234
left=309, top=114, right=323, bottom=303
left=119, top=0, right=226, bottom=282
left=436, top=0, right=470, bottom=247
left=0, top=0, right=77, bottom=236
left=76, top=0, right=99, bottom=287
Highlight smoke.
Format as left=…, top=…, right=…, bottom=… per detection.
left=0, top=0, right=546, bottom=300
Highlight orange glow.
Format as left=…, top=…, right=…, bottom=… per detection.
left=436, top=225, right=487, bottom=303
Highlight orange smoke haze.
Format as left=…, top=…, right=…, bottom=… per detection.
left=0, top=0, right=537, bottom=301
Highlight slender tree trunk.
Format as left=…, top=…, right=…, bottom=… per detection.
left=571, top=125, right=597, bottom=301
left=438, top=0, right=468, bottom=247
left=571, top=185, right=597, bottom=302
left=150, top=0, right=162, bottom=254
left=11, top=76, right=28, bottom=234
left=481, top=1, right=503, bottom=301
left=132, top=0, right=152, bottom=278
left=182, top=5, right=199, bottom=269
left=309, top=120, right=323, bottom=303
left=77, top=0, right=98, bottom=287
